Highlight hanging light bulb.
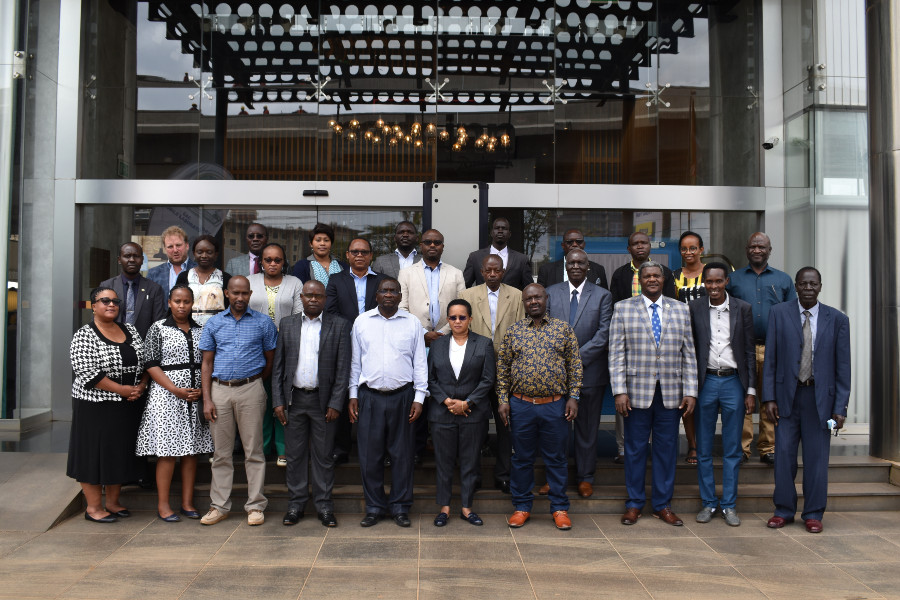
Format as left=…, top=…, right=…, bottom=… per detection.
left=372, top=135, right=381, bottom=144
left=439, top=130, right=450, bottom=142
left=452, top=142, right=462, bottom=152
left=414, top=139, right=424, bottom=149
left=404, top=135, right=412, bottom=144
left=382, top=124, right=392, bottom=135
left=474, top=138, right=485, bottom=150
left=327, top=119, right=337, bottom=128
left=411, top=122, right=421, bottom=136
left=500, top=133, right=511, bottom=147
left=457, top=125, right=467, bottom=137
left=347, top=131, right=357, bottom=141
left=375, top=118, right=385, bottom=128
left=388, top=137, right=398, bottom=146
left=333, top=124, right=343, bottom=135
left=364, top=130, right=374, bottom=141
left=349, top=119, right=360, bottom=129
left=425, top=123, right=437, bottom=136
left=487, top=142, right=496, bottom=152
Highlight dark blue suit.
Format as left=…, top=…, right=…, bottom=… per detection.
left=146, top=258, right=196, bottom=292
left=763, top=300, right=850, bottom=521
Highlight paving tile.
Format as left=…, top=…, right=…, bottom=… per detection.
left=506, top=513, right=603, bottom=539
left=777, top=512, right=878, bottom=537
left=527, top=565, right=650, bottom=599
left=208, top=535, right=322, bottom=566
left=737, top=564, right=884, bottom=600
left=62, top=562, right=200, bottom=599
left=516, top=538, right=625, bottom=570
left=419, top=513, right=513, bottom=538
left=839, top=512, right=900, bottom=534
left=313, top=537, right=419, bottom=567
left=0, top=557, right=92, bottom=598
left=834, top=561, right=900, bottom=599
left=319, top=513, right=422, bottom=539
left=141, top=514, right=241, bottom=538
left=795, top=534, right=900, bottom=563
left=181, top=565, right=310, bottom=600
left=5, top=531, right=130, bottom=565
left=593, top=513, right=698, bottom=539
left=227, top=516, right=329, bottom=538
left=419, top=566, right=535, bottom=600
left=610, top=537, right=729, bottom=568
left=0, top=531, right=39, bottom=557
left=420, top=539, right=523, bottom=568
left=702, top=534, right=823, bottom=566
left=632, top=565, right=767, bottom=600
left=104, top=533, right=224, bottom=566
left=300, top=565, right=418, bottom=599
left=683, top=512, right=777, bottom=537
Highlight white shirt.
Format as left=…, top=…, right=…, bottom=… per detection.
left=490, top=245, right=509, bottom=269
left=799, top=300, right=819, bottom=352
left=396, top=248, right=417, bottom=271
left=567, top=279, right=586, bottom=321
left=449, top=339, right=467, bottom=379
left=487, top=288, right=499, bottom=334
left=707, top=295, right=756, bottom=396
left=292, top=312, right=322, bottom=391
left=642, top=294, right=665, bottom=328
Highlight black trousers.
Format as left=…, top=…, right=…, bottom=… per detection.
left=285, top=388, right=337, bottom=513
left=431, top=419, right=488, bottom=508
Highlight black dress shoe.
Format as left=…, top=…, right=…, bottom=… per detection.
left=360, top=513, right=382, bottom=527
left=393, top=513, right=411, bottom=527
left=84, top=511, right=117, bottom=523
left=112, top=509, right=131, bottom=518
left=317, top=511, right=337, bottom=527
left=331, top=453, right=349, bottom=465
left=283, top=509, right=304, bottom=525
left=494, top=479, right=511, bottom=494
left=461, top=511, right=483, bottom=526
left=761, top=453, right=775, bottom=465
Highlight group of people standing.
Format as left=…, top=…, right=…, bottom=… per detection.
left=67, top=218, right=850, bottom=535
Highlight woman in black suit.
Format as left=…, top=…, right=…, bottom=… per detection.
left=427, top=298, right=496, bottom=527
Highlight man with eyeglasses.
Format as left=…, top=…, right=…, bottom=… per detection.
left=537, top=229, right=609, bottom=290
left=348, top=277, right=428, bottom=528
left=324, top=237, right=386, bottom=464
left=225, top=223, right=269, bottom=276
left=463, top=217, right=533, bottom=290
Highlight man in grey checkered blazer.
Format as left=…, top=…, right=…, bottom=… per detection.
left=610, top=261, right=698, bottom=527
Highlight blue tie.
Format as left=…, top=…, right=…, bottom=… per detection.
left=650, top=303, right=661, bottom=345
left=569, top=289, right=578, bottom=326
left=125, top=281, right=136, bottom=325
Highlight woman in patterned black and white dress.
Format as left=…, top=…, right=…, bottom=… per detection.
left=137, top=285, right=213, bottom=522
left=67, top=286, right=148, bottom=523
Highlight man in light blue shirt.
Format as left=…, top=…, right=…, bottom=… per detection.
left=146, top=225, right=196, bottom=292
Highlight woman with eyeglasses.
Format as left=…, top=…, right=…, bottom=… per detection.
left=426, top=298, right=496, bottom=527
left=175, top=234, right=231, bottom=327
left=249, top=243, right=304, bottom=467
left=291, top=222, right=348, bottom=287
left=674, top=231, right=707, bottom=465
left=67, top=286, right=149, bottom=523
left=136, top=285, right=212, bottom=522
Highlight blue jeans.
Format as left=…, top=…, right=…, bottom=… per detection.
left=696, top=374, right=745, bottom=509
left=509, top=396, right=570, bottom=513
left=623, top=384, right=680, bottom=511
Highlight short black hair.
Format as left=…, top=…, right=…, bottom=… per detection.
left=308, top=222, right=335, bottom=244
left=247, top=222, right=268, bottom=236
left=395, top=221, right=417, bottom=233
left=377, top=276, right=400, bottom=292
left=90, top=286, right=116, bottom=303
left=679, top=231, right=704, bottom=249
left=348, top=237, right=372, bottom=251
left=118, top=242, right=142, bottom=255
left=702, top=262, right=730, bottom=278
left=192, top=234, right=220, bottom=253
left=260, top=242, right=289, bottom=274
left=447, top=298, right=472, bottom=316
left=795, top=266, right=822, bottom=282
left=168, top=283, right=194, bottom=301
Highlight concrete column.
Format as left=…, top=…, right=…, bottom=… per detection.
left=866, top=0, right=900, bottom=459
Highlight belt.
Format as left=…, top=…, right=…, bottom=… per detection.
left=798, top=379, right=815, bottom=387
left=292, top=386, right=319, bottom=394
left=514, top=393, right=563, bottom=405
left=195, top=308, right=222, bottom=314
left=213, top=373, right=262, bottom=387
left=706, top=368, right=736, bottom=377
left=360, top=382, right=413, bottom=395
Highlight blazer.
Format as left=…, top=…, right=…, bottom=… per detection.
left=426, top=332, right=496, bottom=424
left=99, top=274, right=167, bottom=339
left=271, top=312, right=352, bottom=413
left=763, top=301, right=851, bottom=427
left=537, top=259, right=608, bottom=290
left=372, top=252, right=422, bottom=279
left=398, top=261, right=466, bottom=334
left=291, top=256, right=350, bottom=284
left=546, top=281, right=613, bottom=387
left=689, top=295, right=756, bottom=392
left=609, top=262, right=677, bottom=303
left=247, top=273, right=304, bottom=329
left=609, top=294, right=698, bottom=409
left=458, top=283, right=525, bottom=356
left=146, top=258, right=196, bottom=292
left=463, top=247, right=533, bottom=290
left=225, top=253, right=257, bottom=277
left=325, top=270, right=387, bottom=322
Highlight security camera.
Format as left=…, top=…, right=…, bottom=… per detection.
left=762, top=137, right=780, bottom=150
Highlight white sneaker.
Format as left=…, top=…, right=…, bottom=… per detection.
left=201, top=508, right=228, bottom=526
left=248, top=509, right=265, bottom=526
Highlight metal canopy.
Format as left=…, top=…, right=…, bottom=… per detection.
left=146, top=1, right=737, bottom=106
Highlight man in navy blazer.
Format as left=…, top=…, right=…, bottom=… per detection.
left=463, top=218, right=533, bottom=290
left=146, top=225, right=196, bottom=292
left=764, top=267, right=850, bottom=534
left=100, top=242, right=166, bottom=339
left=546, top=249, right=613, bottom=498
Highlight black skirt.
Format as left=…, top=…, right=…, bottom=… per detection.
left=66, top=398, right=142, bottom=485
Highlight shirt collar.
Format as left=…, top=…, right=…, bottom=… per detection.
left=491, top=245, right=508, bottom=256
left=225, top=307, right=257, bottom=320
left=487, top=287, right=499, bottom=297
left=120, top=273, right=140, bottom=284
left=163, top=313, right=201, bottom=329
left=798, top=300, right=819, bottom=317
left=302, top=311, right=322, bottom=323
left=396, top=248, right=417, bottom=259
left=350, top=268, right=377, bottom=280
left=708, top=292, right=730, bottom=310
left=424, top=261, right=442, bottom=271
left=527, top=314, right=550, bottom=327
left=568, top=279, right=586, bottom=295
left=642, top=294, right=662, bottom=310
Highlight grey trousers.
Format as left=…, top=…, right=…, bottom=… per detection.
left=285, top=388, right=337, bottom=513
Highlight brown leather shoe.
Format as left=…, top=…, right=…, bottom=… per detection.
left=538, top=483, right=550, bottom=495
left=804, top=518, right=823, bottom=533
left=577, top=482, right=593, bottom=498
left=767, top=515, right=794, bottom=528
left=508, top=511, right=530, bottom=528
left=621, top=507, right=642, bottom=525
left=652, top=508, right=684, bottom=526
left=553, top=510, right=572, bottom=530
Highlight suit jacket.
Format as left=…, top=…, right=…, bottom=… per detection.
left=458, top=283, right=525, bottom=356
left=689, top=295, right=756, bottom=392
left=398, top=261, right=466, bottom=334
left=271, top=312, right=352, bottom=413
left=609, top=294, right=698, bottom=409
left=146, top=258, right=196, bottom=292
left=291, top=256, right=350, bottom=284
left=426, top=332, right=496, bottom=424
left=537, top=259, right=608, bottom=290
left=325, top=270, right=387, bottom=322
left=609, top=262, right=677, bottom=303
left=247, top=273, right=304, bottom=328
left=763, top=301, right=851, bottom=427
left=372, top=252, right=422, bottom=279
left=225, top=253, right=258, bottom=277
left=546, top=281, right=613, bottom=387
left=463, top=247, right=533, bottom=290
left=99, top=274, right=166, bottom=339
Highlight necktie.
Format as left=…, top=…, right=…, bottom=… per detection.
left=650, top=303, right=661, bottom=345
left=252, top=255, right=261, bottom=274
left=799, top=310, right=813, bottom=382
left=125, top=281, right=135, bottom=325
left=569, top=289, right=579, bottom=326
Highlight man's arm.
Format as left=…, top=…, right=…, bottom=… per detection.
left=329, top=318, right=352, bottom=413
left=324, top=277, right=341, bottom=316
left=495, top=329, right=513, bottom=425
left=462, top=251, right=478, bottom=288
left=762, top=309, right=780, bottom=423
left=201, top=350, right=216, bottom=422
left=578, top=290, right=612, bottom=366
left=271, top=321, right=288, bottom=409
left=832, top=311, right=851, bottom=423
left=678, top=306, right=698, bottom=414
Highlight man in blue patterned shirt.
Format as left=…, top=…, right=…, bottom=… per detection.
left=497, top=283, right=582, bottom=531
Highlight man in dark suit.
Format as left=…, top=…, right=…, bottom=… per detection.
left=146, top=225, right=196, bottom=292
left=689, top=262, right=756, bottom=527
left=608, top=231, right=677, bottom=463
left=764, top=267, right=850, bottom=534
left=537, top=229, right=608, bottom=290
left=546, top=249, right=613, bottom=498
left=372, top=221, right=421, bottom=279
left=272, top=280, right=352, bottom=528
left=100, top=242, right=166, bottom=339
left=463, top=218, right=533, bottom=290
left=325, top=237, right=386, bottom=463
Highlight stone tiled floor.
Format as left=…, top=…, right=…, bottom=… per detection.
left=1, top=510, right=900, bottom=599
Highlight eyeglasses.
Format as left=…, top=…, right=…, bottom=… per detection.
left=563, top=238, right=585, bottom=245
left=348, top=249, right=371, bottom=256
left=302, top=293, right=326, bottom=299
left=262, top=257, right=284, bottom=263
left=680, top=246, right=700, bottom=253
left=247, top=233, right=266, bottom=239
left=95, top=297, right=122, bottom=306
left=447, top=315, right=469, bottom=321
left=377, top=289, right=399, bottom=295
left=422, top=239, right=443, bottom=246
